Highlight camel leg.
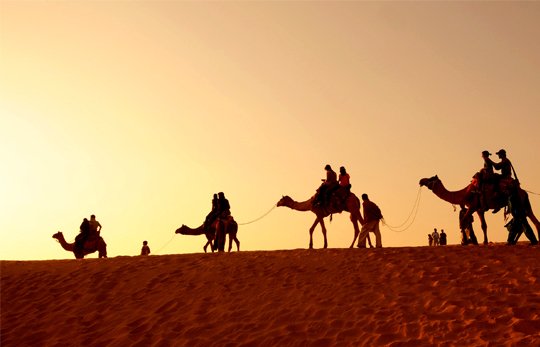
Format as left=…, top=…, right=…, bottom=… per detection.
left=349, top=214, right=361, bottom=248
left=235, top=237, right=240, bottom=251
left=309, top=219, right=319, bottom=249
left=98, top=238, right=107, bottom=258
left=526, top=210, right=540, bottom=240
left=320, top=218, right=328, bottom=249
left=228, top=235, right=233, bottom=252
left=477, top=211, right=488, bottom=244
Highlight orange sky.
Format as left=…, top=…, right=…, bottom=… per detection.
left=1, top=2, right=539, bottom=260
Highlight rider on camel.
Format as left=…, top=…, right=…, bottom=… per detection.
left=204, top=193, right=220, bottom=232
left=339, top=166, right=351, bottom=191
left=488, top=149, right=514, bottom=213
left=315, top=164, right=338, bottom=207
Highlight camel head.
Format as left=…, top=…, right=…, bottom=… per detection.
left=419, top=175, right=440, bottom=190
left=277, top=196, right=294, bottom=207
left=175, top=225, right=186, bottom=234
left=52, top=231, right=63, bottom=240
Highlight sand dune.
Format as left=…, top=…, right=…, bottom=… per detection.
left=2, top=244, right=539, bottom=346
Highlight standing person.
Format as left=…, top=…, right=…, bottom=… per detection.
left=89, top=214, right=102, bottom=237
left=428, top=233, right=433, bottom=246
left=140, top=241, right=151, bottom=256
left=505, top=182, right=538, bottom=245
left=356, top=194, right=383, bottom=248
left=75, top=218, right=90, bottom=249
left=215, top=192, right=231, bottom=252
left=432, top=228, right=440, bottom=246
left=459, top=205, right=478, bottom=245
left=440, top=229, right=447, bottom=246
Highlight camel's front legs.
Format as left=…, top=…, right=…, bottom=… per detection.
left=320, top=218, right=328, bottom=248
left=477, top=211, right=488, bottom=244
left=349, top=215, right=361, bottom=248
left=204, top=235, right=214, bottom=253
left=308, top=219, right=319, bottom=249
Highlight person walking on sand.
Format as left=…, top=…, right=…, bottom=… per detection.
left=432, top=228, right=440, bottom=246
left=140, top=241, right=151, bottom=256
left=459, top=205, right=478, bottom=245
left=428, top=233, right=433, bottom=246
left=356, top=194, right=383, bottom=248
left=440, top=229, right=447, bottom=246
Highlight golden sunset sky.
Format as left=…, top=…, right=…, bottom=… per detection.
left=1, top=2, right=539, bottom=260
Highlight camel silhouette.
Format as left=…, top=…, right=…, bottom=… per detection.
left=175, top=218, right=239, bottom=253
left=277, top=192, right=370, bottom=249
left=420, top=175, right=540, bottom=244
left=52, top=231, right=107, bottom=259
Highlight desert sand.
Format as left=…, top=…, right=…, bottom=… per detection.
left=1, top=244, right=539, bottom=346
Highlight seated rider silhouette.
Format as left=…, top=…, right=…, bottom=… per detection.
left=315, top=164, right=338, bottom=207
left=488, top=149, right=514, bottom=213
left=478, top=150, right=494, bottom=211
left=204, top=193, right=219, bottom=232
left=75, top=218, right=90, bottom=249
left=217, top=192, right=231, bottom=219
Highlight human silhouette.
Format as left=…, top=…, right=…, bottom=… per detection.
left=505, top=182, right=538, bottom=245
left=440, top=229, right=447, bottom=246
left=89, top=214, right=102, bottom=237
left=214, top=192, right=231, bottom=251
left=479, top=150, right=494, bottom=210
left=356, top=194, right=383, bottom=248
left=339, top=166, right=351, bottom=191
left=140, top=241, right=151, bottom=256
left=459, top=205, right=478, bottom=245
left=75, top=218, right=90, bottom=249
left=432, top=228, right=440, bottom=246
left=428, top=233, right=433, bottom=246
left=204, top=193, right=219, bottom=232
left=314, top=164, right=339, bottom=207
left=489, top=149, right=514, bottom=213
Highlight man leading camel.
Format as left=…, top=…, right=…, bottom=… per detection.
left=356, top=194, right=383, bottom=248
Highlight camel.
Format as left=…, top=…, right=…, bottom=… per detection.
left=52, top=231, right=107, bottom=259
left=175, top=218, right=240, bottom=253
left=419, top=175, right=540, bottom=244
left=277, top=192, right=370, bottom=249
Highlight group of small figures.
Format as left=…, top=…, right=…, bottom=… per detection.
left=428, top=228, right=447, bottom=246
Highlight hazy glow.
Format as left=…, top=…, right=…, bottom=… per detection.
left=1, top=2, right=539, bottom=259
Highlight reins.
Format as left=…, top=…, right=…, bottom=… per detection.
left=381, top=187, right=423, bottom=233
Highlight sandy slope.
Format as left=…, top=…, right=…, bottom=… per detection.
left=1, top=245, right=539, bottom=346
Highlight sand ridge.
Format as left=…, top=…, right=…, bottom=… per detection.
left=1, top=245, right=539, bottom=346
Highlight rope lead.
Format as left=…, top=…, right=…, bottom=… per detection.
left=381, top=187, right=423, bottom=233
